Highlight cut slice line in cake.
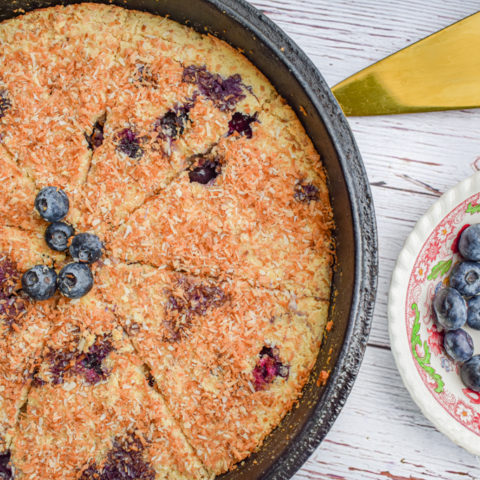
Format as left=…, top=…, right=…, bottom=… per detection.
left=96, top=262, right=329, bottom=474
left=10, top=293, right=211, bottom=480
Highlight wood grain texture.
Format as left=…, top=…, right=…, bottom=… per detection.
left=248, top=0, right=480, bottom=478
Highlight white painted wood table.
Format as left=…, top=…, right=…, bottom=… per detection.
left=247, top=0, right=480, bottom=478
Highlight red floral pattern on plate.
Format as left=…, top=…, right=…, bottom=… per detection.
left=406, top=192, right=480, bottom=435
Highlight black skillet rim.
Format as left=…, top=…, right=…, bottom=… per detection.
left=0, top=0, right=378, bottom=477
left=204, top=1, right=379, bottom=478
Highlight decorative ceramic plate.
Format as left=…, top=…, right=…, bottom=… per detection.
left=389, top=171, right=480, bottom=455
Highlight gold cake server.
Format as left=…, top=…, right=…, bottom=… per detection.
left=332, top=12, right=480, bottom=116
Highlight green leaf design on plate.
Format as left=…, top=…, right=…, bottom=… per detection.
left=427, top=259, right=452, bottom=281
left=411, top=303, right=444, bottom=394
left=466, top=202, right=480, bottom=214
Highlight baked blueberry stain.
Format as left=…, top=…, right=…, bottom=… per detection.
left=164, top=278, right=227, bottom=341
left=0, top=256, right=27, bottom=327
left=227, top=112, right=258, bottom=138
left=115, top=128, right=144, bottom=159
left=294, top=181, right=320, bottom=203
left=188, top=157, right=221, bottom=185
left=46, top=336, right=113, bottom=385
left=182, top=65, right=246, bottom=111
left=0, top=90, right=11, bottom=119
left=0, top=450, right=13, bottom=480
left=252, top=346, right=289, bottom=391
left=85, top=114, right=106, bottom=151
left=155, top=104, right=192, bottom=141
left=80, top=435, right=155, bottom=480
left=76, top=339, right=114, bottom=385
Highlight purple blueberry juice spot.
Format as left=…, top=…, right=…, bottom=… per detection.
left=85, top=114, right=106, bottom=151
left=0, top=90, right=11, bottom=119
left=80, top=435, right=155, bottom=480
left=115, top=128, right=144, bottom=159
left=164, top=279, right=227, bottom=341
left=75, top=338, right=113, bottom=385
left=0, top=450, right=13, bottom=480
left=188, top=157, right=221, bottom=185
left=294, top=181, right=320, bottom=203
left=227, top=112, right=258, bottom=139
left=253, top=346, right=289, bottom=391
left=0, top=257, right=21, bottom=297
left=182, top=65, right=247, bottom=111
left=155, top=104, right=192, bottom=141
left=47, top=349, right=75, bottom=385
left=46, top=336, right=113, bottom=385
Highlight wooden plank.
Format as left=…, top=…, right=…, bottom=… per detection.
left=296, top=346, right=480, bottom=480
left=248, top=0, right=480, bottom=477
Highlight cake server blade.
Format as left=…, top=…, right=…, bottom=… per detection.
left=331, top=12, right=480, bottom=116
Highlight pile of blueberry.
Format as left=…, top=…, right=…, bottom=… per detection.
left=21, top=187, right=103, bottom=301
left=433, top=224, right=480, bottom=392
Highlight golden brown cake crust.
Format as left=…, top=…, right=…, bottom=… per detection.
left=0, top=3, right=334, bottom=479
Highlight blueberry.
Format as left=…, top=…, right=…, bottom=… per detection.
left=227, top=112, right=258, bottom=138
left=77, top=338, right=113, bottom=384
left=156, top=108, right=190, bottom=140
left=116, top=128, right=143, bottom=159
left=188, top=159, right=220, bottom=185
left=461, top=355, right=480, bottom=392
left=58, top=263, right=93, bottom=299
left=0, top=450, right=13, bottom=480
left=294, top=181, right=319, bottom=203
left=69, top=233, right=103, bottom=264
left=450, top=261, right=480, bottom=297
left=182, top=65, right=246, bottom=111
left=45, top=222, right=74, bottom=252
left=34, top=187, right=69, bottom=222
left=252, top=346, right=289, bottom=391
left=21, top=265, right=57, bottom=301
left=458, top=224, right=480, bottom=261
left=443, top=329, right=474, bottom=362
left=80, top=436, right=155, bottom=480
left=467, top=295, right=480, bottom=330
left=433, top=287, right=467, bottom=330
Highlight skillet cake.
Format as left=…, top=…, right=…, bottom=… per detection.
left=0, top=3, right=334, bottom=478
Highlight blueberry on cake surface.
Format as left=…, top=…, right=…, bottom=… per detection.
left=45, top=222, right=75, bottom=252
left=0, top=3, right=334, bottom=478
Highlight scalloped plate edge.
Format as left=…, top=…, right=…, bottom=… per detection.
left=388, top=171, right=480, bottom=455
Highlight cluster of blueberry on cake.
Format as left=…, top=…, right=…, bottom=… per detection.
left=0, top=4, right=334, bottom=479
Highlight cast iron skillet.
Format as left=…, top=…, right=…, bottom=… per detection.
left=0, top=0, right=378, bottom=478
